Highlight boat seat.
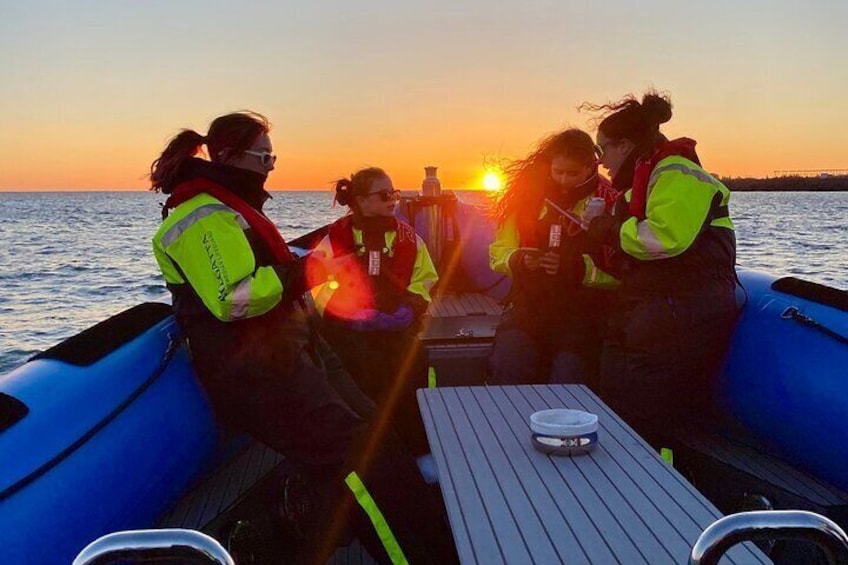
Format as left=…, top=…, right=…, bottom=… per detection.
left=30, top=302, right=173, bottom=366
left=157, top=438, right=378, bottom=564
left=664, top=422, right=848, bottom=526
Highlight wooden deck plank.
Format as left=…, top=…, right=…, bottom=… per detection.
left=418, top=389, right=499, bottom=564
left=558, top=385, right=768, bottom=564
left=461, top=387, right=605, bottom=563
left=237, top=441, right=271, bottom=497
left=439, top=388, right=553, bottom=563
left=180, top=474, right=221, bottom=531
left=499, top=386, right=652, bottom=563
left=157, top=441, right=285, bottom=532
left=193, top=449, right=246, bottom=529
left=419, top=385, right=769, bottom=564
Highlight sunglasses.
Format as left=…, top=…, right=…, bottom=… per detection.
left=243, top=150, right=277, bottom=166
left=366, top=189, right=401, bottom=202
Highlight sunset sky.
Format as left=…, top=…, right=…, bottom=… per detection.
left=2, top=0, right=846, bottom=191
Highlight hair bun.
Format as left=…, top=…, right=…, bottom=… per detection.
left=641, top=93, right=672, bottom=126
left=334, top=178, right=352, bottom=206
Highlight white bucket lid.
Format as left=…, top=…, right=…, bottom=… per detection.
left=530, top=409, right=598, bottom=437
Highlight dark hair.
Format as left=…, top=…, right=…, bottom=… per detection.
left=492, top=128, right=596, bottom=224
left=581, top=90, right=672, bottom=149
left=334, top=167, right=388, bottom=210
left=150, top=111, right=270, bottom=193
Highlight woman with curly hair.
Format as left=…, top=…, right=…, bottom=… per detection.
left=488, top=128, right=620, bottom=387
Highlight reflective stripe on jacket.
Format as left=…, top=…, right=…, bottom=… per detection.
left=619, top=155, right=734, bottom=261
left=153, top=193, right=286, bottom=321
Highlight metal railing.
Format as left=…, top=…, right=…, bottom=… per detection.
left=690, top=510, right=848, bottom=565
left=72, top=529, right=235, bottom=565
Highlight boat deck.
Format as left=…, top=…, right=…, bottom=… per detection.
left=157, top=440, right=283, bottom=532
left=157, top=293, right=500, bottom=563
left=158, top=292, right=839, bottom=563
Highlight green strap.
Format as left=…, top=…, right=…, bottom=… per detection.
left=344, top=472, right=408, bottom=565
left=661, top=447, right=674, bottom=467
left=427, top=366, right=437, bottom=388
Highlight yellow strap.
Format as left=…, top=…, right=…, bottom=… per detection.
left=344, top=472, right=408, bottom=565
left=427, top=366, right=437, bottom=388
left=660, top=447, right=674, bottom=467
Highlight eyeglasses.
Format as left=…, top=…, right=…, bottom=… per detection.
left=593, top=144, right=605, bottom=159
left=366, top=189, right=401, bottom=202
left=243, top=150, right=277, bottom=166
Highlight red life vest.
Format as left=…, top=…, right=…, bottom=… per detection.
left=164, top=177, right=295, bottom=264
left=324, top=215, right=418, bottom=316
left=629, top=137, right=700, bottom=220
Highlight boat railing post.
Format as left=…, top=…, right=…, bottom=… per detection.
left=72, top=528, right=235, bottom=565
left=689, top=510, right=848, bottom=565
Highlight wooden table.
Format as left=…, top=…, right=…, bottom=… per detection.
left=417, top=385, right=769, bottom=564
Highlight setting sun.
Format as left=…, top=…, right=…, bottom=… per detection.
left=482, top=171, right=503, bottom=192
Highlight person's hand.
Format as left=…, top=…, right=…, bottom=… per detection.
left=390, top=304, right=413, bottom=327
left=539, top=251, right=560, bottom=276
left=586, top=215, right=621, bottom=246
left=580, top=199, right=607, bottom=231
left=522, top=250, right=541, bottom=271
left=349, top=305, right=413, bottom=331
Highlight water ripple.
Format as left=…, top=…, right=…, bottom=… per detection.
left=1, top=190, right=846, bottom=375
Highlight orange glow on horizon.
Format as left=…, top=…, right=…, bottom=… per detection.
left=2, top=120, right=846, bottom=191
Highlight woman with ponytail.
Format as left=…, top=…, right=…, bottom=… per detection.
left=488, top=128, right=621, bottom=388
left=151, top=115, right=456, bottom=564
left=311, top=167, right=438, bottom=455
left=582, top=91, right=738, bottom=440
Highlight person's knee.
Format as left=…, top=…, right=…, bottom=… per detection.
left=549, top=351, right=589, bottom=384
left=489, top=329, right=539, bottom=384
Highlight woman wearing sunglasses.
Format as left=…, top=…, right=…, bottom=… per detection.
left=582, top=90, right=738, bottom=443
left=311, top=167, right=438, bottom=455
left=150, top=116, right=456, bottom=564
left=488, top=128, right=621, bottom=389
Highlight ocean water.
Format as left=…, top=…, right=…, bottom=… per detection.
left=1, top=190, right=846, bottom=375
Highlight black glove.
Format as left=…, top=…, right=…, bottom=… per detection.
left=273, top=256, right=310, bottom=302
left=586, top=215, right=621, bottom=248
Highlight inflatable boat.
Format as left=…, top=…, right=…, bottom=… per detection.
left=1, top=191, right=847, bottom=564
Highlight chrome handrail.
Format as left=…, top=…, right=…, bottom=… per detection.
left=690, top=510, right=848, bottom=565
left=72, top=528, right=235, bottom=565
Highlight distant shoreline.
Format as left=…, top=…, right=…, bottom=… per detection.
left=2, top=179, right=848, bottom=193
left=722, top=176, right=848, bottom=192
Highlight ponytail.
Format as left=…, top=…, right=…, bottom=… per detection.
left=581, top=89, right=673, bottom=149
left=150, top=111, right=270, bottom=194
left=332, top=167, right=387, bottom=210
left=150, top=129, right=206, bottom=193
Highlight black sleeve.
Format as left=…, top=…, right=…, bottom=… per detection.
left=273, top=256, right=314, bottom=303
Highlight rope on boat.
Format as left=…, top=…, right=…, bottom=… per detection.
left=780, top=306, right=848, bottom=346
left=0, top=334, right=183, bottom=502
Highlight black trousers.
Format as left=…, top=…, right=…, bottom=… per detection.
left=488, top=304, right=607, bottom=390
left=320, top=320, right=431, bottom=457
left=200, top=336, right=456, bottom=564
left=598, top=285, right=738, bottom=441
